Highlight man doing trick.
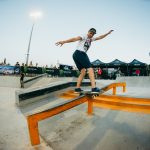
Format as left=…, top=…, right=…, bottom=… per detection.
left=56, top=28, right=113, bottom=93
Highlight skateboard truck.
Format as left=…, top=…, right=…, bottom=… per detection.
left=77, top=90, right=104, bottom=98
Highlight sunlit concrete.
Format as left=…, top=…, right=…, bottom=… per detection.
left=0, top=76, right=150, bottom=150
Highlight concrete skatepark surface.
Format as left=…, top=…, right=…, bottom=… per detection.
left=0, top=76, right=150, bottom=150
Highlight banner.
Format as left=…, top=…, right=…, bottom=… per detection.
left=59, top=64, right=73, bottom=70
left=23, top=66, right=42, bottom=74
left=46, top=68, right=59, bottom=76
left=0, top=65, right=79, bottom=77
left=0, top=65, right=20, bottom=74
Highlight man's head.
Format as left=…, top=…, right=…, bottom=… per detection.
left=87, top=28, right=96, bottom=38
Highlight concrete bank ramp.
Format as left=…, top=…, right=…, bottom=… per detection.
left=115, top=77, right=150, bottom=98
left=96, top=79, right=116, bottom=88
left=29, top=77, right=74, bottom=88
left=116, top=76, right=150, bottom=87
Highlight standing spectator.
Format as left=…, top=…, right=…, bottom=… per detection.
left=14, top=62, right=20, bottom=74
left=135, top=69, right=140, bottom=76
left=15, top=62, right=20, bottom=66
left=20, top=63, right=25, bottom=74
left=116, top=67, right=121, bottom=77
left=4, top=58, right=6, bottom=65
left=97, top=68, right=102, bottom=78
left=20, top=72, right=25, bottom=88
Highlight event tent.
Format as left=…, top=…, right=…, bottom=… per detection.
left=107, top=59, right=127, bottom=67
left=91, top=59, right=106, bottom=67
left=128, top=59, right=147, bottom=67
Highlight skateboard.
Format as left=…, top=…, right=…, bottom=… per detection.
left=75, top=90, right=104, bottom=98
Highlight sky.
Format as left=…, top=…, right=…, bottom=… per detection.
left=0, top=0, right=150, bottom=67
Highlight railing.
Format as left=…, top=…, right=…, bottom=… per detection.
left=27, top=95, right=87, bottom=145
left=61, top=83, right=150, bottom=114
left=26, top=82, right=126, bottom=145
left=60, top=82, right=126, bottom=99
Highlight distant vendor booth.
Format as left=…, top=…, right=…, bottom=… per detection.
left=106, top=59, right=128, bottom=77
left=128, top=59, right=148, bottom=76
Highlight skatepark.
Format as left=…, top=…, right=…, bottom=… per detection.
left=0, top=76, right=150, bottom=150
left=1, top=0, right=150, bottom=149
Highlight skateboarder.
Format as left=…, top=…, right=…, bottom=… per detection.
left=56, top=28, right=113, bottom=93
left=20, top=72, right=25, bottom=88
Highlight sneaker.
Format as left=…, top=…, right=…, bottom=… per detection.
left=74, top=88, right=83, bottom=93
left=91, top=87, right=100, bottom=93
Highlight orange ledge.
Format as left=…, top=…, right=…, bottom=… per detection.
left=27, top=82, right=126, bottom=146
left=27, top=95, right=87, bottom=145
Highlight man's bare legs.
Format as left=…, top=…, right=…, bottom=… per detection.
left=76, top=68, right=86, bottom=88
left=76, top=68, right=96, bottom=88
left=88, top=68, right=96, bottom=88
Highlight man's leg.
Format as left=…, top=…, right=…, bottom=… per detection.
left=22, top=81, right=24, bottom=88
left=76, top=68, right=86, bottom=88
left=20, top=80, right=23, bottom=88
left=88, top=68, right=96, bottom=88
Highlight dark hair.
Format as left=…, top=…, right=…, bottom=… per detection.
left=89, top=28, right=96, bottom=34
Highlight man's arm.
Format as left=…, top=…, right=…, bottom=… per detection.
left=94, top=30, right=114, bottom=41
left=55, top=36, right=82, bottom=46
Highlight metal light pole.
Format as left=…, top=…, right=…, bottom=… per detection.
left=26, top=11, right=42, bottom=66
left=26, top=23, right=34, bottom=66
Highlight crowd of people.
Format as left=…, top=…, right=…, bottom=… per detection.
left=0, top=58, right=62, bottom=69
left=0, top=58, right=148, bottom=79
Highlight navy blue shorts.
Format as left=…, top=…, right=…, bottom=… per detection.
left=72, top=50, right=92, bottom=71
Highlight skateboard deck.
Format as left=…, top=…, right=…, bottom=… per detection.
left=75, top=90, right=104, bottom=97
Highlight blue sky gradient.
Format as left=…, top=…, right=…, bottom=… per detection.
left=0, top=0, right=150, bottom=66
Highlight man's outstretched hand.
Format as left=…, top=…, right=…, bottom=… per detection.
left=108, top=30, right=114, bottom=34
left=55, top=41, right=65, bottom=46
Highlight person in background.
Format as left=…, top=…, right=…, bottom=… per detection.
left=20, top=72, right=25, bottom=88
left=97, top=68, right=102, bottom=79
left=15, top=62, right=20, bottom=66
left=135, top=69, right=140, bottom=76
